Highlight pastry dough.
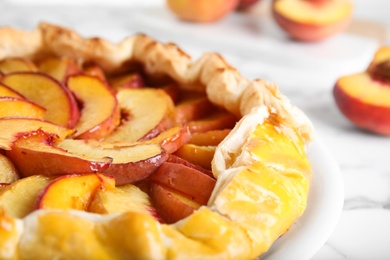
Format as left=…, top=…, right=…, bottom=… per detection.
left=0, top=23, right=314, bottom=259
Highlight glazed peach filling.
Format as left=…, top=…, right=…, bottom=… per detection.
left=0, top=56, right=238, bottom=224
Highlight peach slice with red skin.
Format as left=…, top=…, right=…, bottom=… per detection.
left=148, top=161, right=216, bottom=205
left=109, top=72, right=144, bottom=90
left=2, top=72, right=79, bottom=128
left=189, top=129, right=231, bottom=146
left=57, top=138, right=168, bottom=185
left=38, top=56, right=82, bottom=82
left=104, top=88, right=175, bottom=143
left=0, top=82, right=24, bottom=98
left=174, top=91, right=215, bottom=124
left=166, top=154, right=213, bottom=177
left=35, top=173, right=112, bottom=211
left=174, top=144, right=216, bottom=170
left=6, top=131, right=112, bottom=178
left=334, top=47, right=390, bottom=135
left=67, top=74, right=120, bottom=140
left=0, top=58, right=37, bottom=74
left=272, top=0, right=353, bottom=42
left=0, top=97, right=46, bottom=120
left=0, top=118, right=74, bottom=150
left=150, top=183, right=200, bottom=224
left=83, top=64, right=107, bottom=82
left=187, top=110, right=237, bottom=133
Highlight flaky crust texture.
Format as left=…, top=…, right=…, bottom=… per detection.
left=0, top=23, right=314, bottom=259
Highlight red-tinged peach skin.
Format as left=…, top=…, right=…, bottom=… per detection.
left=38, top=56, right=81, bottom=82
left=272, top=0, right=353, bottom=41
left=334, top=72, right=390, bottom=135
left=0, top=175, right=51, bottom=218
left=161, top=83, right=180, bottom=104
left=174, top=144, right=216, bottom=170
left=6, top=131, right=112, bottom=177
left=83, top=64, right=107, bottom=82
left=167, top=0, right=239, bottom=23
left=109, top=72, right=144, bottom=90
left=149, top=161, right=216, bottom=205
left=0, top=118, right=75, bottom=150
left=150, top=183, right=200, bottom=224
left=67, top=75, right=120, bottom=140
left=57, top=139, right=168, bottom=185
left=0, top=97, right=46, bottom=120
left=147, top=125, right=191, bottom=154
left=175, top=92, right=215, bottom=124
left=166, top=154, right=213, bottom=177
left=0, top=58, right=37, bottom=74
left=0, top=82, right=24, bottom=98
left=104, top=88, right=175, bottom=143
left=35, top=173, right=107, bottom=210
left=2, top=72, right=79, bottom=128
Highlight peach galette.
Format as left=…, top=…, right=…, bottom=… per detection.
left=0, top=23, right=314, bottom=259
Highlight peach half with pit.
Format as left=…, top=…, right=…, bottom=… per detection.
left=334, top=47, right=390, bottom=135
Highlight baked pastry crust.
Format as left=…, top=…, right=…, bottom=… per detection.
left=0, top=23, right=314, bottom=259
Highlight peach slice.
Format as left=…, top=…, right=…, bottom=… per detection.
left=334, top=72, right=390, bottom=135
left=0, top=118, right=74, bottom=150
left=147, top=125, right=191, bottom=154
left=109, top=72, right=144, bottom=90
left=57, top=139, right=168, bottom=185
left=0, top=153, right=19, bottom=184
left=2, top=72, right=79, bottom=128
left=166, top=0, right=239, bottom=23
left=272, top=0, right=353, bottom=41
left=187, top=110, right=237, bottom=133
left=150, top=183, right=200, bottom=224
left=0, top=82, right=24, bottom=98
left=189, top=129, right=231, bottom=146
left=89, top=184, right=156, bottom=217
left=0, top=175, right=51, bottom=218
left=149, top=161, right=216, bottom=205
left=104, top=88, right=175, bottom=143
left=0, top=97, right=46, bottom=120
left=166, top=154, right=213, bottom=177
left=35, top=173, right=109, bottom=210
left=174, top=92, right=215, bottom=124
left=83, top=64, right=107, bottom=82
left=38, top=56, right=81, bottom=82
left=161, top=83, right=180, bottom=103
left=0, top=58, right=37, bottom=74
left=67, top=75, right=120, bottom=139
left=174, top=144, right=216, bottom=170
left=6, top=131, right=112, bottom=178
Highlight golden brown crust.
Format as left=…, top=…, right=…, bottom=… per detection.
left=0, top=23, right=314, bottom=259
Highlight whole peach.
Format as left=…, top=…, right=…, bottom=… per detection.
left=167, top=0, right=239, bottom=23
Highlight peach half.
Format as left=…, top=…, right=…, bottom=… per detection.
left=272, top=0, right=353, bottom=41
left=334, top=72, right=390, bottom=135
left=334, top=46, right=390, bottom=135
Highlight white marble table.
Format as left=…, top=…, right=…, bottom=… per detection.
left=1, top=0, right=390, bottom=259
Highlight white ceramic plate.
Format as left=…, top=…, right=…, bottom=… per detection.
left=261, top=139, right=344, bottom=260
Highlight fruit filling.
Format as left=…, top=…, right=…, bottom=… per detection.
left=0, top=56, right=238, bottom=224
